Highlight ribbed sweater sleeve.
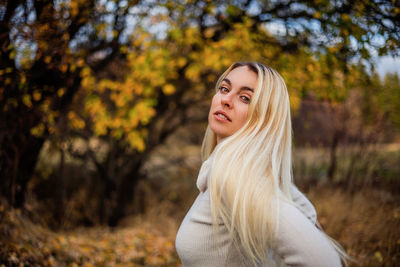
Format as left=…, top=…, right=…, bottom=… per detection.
left=273, top=202, right=342, bottom=267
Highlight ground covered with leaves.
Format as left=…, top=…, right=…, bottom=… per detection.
left=1, top=185, right=399, bottom=267
left=0, top=206, right=179, bottom=267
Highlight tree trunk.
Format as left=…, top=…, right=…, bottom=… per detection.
left=327, top=130, right=339, bottom=183
left=98, top=172, right=116, bottom=225
left=55, top=147, right=66, bottom=224
left=0, top=107, right=45, bottom=208
left=107, top=160, right=143, bottom=227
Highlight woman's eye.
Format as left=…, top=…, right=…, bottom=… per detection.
left=240, top=96, right=251, bottom=103
left=219, top=86, right=229, bottom=93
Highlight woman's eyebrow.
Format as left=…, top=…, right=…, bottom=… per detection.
left=241, top=87, right=254, bottom=93
left=223, top=78, right=254, bottom=93
left=222, top=78, right=231, bottom=86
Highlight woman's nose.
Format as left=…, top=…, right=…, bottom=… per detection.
left=221, top=93, right=233, bottom=108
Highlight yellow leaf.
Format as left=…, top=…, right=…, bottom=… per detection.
left=9, top=50, right=16, bottom=59
left=342, top=14, right=350, bottom=21
left=153, top=57, right=164, bottom=68
left=77, top=58, right=84, bottom=67
left=204, top=28, right=214, bottom=38
left=313, top=12, right=321, bottom=19
left=68, top=111, right=86, bottom=129
left=20, top=74, right=26, bottom=84
left=289, top=92, right=301, bottom=112
left=57, top=88, right=65, bottom=97
left=44, top=56, right=51, bottom=64
left=162, top=84, right=175, bottom=95
left=127, top=131, right=145, bottom=151
left=33, top=91, right=42, bottom=101
left=22, top=94, right=32, bottom=108
left=177, top=57, right=187, bottom=68
left=120, top=45, right=128, bottom=54
left=70, top=1, right=79, bottom=17
left=30, top=123, right=45, bottom=137
left=60, top=64, right=68, bottom=73
left=374, top=251, right=383, bottom=263
left=394, top=211, right=399, bottom=219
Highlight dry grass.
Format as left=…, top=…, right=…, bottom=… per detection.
left=307, top=186, right=400, bottom=267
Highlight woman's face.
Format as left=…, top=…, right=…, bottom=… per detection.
left=209, top=66, right=257, bottom=143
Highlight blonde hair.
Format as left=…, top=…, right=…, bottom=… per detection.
left=201, top=62, right=348, bottom=266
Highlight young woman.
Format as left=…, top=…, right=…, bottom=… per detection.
left=175, top=62, right=346, bottom=266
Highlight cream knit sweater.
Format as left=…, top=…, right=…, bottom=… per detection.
left=175, top=155, right=342, bottom=267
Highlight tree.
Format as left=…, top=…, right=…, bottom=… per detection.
left=0, top=0, right=141, bottom=207
left=1, top=0, right=399, bottom=225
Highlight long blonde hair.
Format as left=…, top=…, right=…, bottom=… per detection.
left=201, top=62, right=347, bottom=266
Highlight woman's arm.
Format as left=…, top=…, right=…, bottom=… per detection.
left=273, top=201, right=342, bottom=267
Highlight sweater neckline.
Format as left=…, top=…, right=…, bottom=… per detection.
left=196, top=153, right=214, bottom=192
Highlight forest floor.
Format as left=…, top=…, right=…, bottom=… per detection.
left=0, top=208, right=180, bottom=267
left=1, top=185, right=399, bottom=267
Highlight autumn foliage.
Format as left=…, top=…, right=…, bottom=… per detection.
left=1, top=0, right=400, bottom=266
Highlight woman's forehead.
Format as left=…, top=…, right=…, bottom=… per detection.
left=225, top=66, right=258, bottom=88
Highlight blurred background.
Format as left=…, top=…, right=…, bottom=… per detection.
left=0, top=0, right=399, bottom=266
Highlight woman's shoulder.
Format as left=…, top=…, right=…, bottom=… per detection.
left=290, top=185, right=317, bottom=224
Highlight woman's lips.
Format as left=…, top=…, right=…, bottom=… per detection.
left=214, top=111, right=231, bottom=122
